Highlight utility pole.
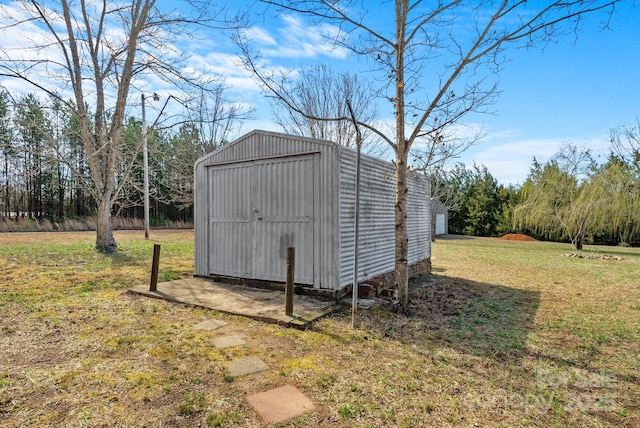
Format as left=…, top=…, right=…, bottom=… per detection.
left=141, top=92, right=159, bottom=240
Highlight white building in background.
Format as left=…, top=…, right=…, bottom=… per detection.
left=431, top=199, right=449, bottom=236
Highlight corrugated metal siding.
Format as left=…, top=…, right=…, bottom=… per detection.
left=200, top=132, right=324, bottom=164
left=194, top=156, right=209, bottom=276
left=195, top=129, right=430, bottom=292
left=407, top=171, right=430, bottom=262
left=208, top=163, right=254, bottom=278
left=194, top=130, right=340, bottom=290
left=338, top=147, right=430, bottom=288
left=252, top=156, right=314, bottom=284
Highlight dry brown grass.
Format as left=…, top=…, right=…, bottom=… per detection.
left=0, top=217, right=193, bottom=233
left=1, top=231, right=638, bottom=427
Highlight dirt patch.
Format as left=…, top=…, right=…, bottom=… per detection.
left=500, top=233, right=537, bottom=241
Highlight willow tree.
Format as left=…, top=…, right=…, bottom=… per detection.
left=608, top=119, right=640, bottom=243
left=513, top=143, right=612, bottom=249
left=0, top=0, right=226, bottom=252
left=514, top=152, right=640, bottom=249
left=515, top=160, right=595, bottom=249
left=238, top=0, right=618, bottom=311
left=590, top=156, right=640, bottom=245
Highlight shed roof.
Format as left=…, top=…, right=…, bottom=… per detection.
left=195, top=130, right=338, bottom=168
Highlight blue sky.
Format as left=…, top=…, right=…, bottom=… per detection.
left=459, top=3, right=640, bottom=185
left=225, top=1, right=640, bottom=185
left=1, top=1, right=638, bottom=185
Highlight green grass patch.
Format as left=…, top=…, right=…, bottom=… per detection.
left=178, top=392, right=207, bottom=415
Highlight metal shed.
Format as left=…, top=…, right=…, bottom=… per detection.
left=194, top=130, right=431, bottom=295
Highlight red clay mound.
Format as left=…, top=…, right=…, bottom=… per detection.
left=500, top=233, right=537, bottom=241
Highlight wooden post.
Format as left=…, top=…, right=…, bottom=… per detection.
left=285, top=246, right=295, bottom=316
left=150, top=244, right=161, bottom=291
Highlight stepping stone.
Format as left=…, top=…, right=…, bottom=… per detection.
left=227, top=357, right=268, bottom=377
left=247, top=384, right=316, bottom=425
left=214, top=335, right=246, bottom=349
left=194, top=319, right=227, bottom=331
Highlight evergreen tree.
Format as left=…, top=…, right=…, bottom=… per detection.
left=0, top=89, right=13, bottom=218
left=15, top=94, right=52, bottom=220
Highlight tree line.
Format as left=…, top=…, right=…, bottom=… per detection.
left=4, top=80, right=638, bottom=252
left=0, top=88, right=248, bottom=228
left=434, top=128, right=640, bottom=248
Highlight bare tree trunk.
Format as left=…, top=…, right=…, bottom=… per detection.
left=394, top=148, right=409, bottom=311
left=96, top=195, right=116, bottom=253
left=37, top=158, right=42, bottom=219
left=573, top=235, right=583, bottom=251
left=394, top=1, right=410, bottom=312
left=26, top=152, right=33, bottom=219
left=77, top=153, right=85, bottom=217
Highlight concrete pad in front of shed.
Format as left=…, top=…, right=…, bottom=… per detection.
left=194, top=319, right=227, bottom=331
left=227, top=357, right=268, bottom=377
left=128, top=277, right=340, bottom=328
left=247, top=384, right=316, bottom=425
left=214, top=335, right=246, bottom=349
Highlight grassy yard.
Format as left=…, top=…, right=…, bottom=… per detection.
left=0, top=231, right=638, bottom=427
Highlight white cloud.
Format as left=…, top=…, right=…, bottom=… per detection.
left=244, top=26, right=277, bottom=46
left=0, top=5, right=58, bottom=56
left=464, top=131, right=612, bottom=186
left=179, top=50, right=265, bottom=100
left=247, top=14, right=349, bottom=60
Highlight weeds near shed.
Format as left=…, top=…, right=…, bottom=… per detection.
left=337, top=404, right=359, bottom=420
left=206, top=410, right=241, bottom=427
left=178, top=392, right=207, bottom=415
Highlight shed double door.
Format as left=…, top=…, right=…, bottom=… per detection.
left=208, top=155, right=315, bottom=284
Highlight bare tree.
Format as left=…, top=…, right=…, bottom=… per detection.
left=0, top=0, right=229, bottom=252
left=237, top=0, right=618, bottom=311
left=411, top=129, right=483, bottom=241
left=271, top=63, right=379, bottom=150
left=187, top=85, right=255, bottom=154
left=611, top=117, right=640, bottom=166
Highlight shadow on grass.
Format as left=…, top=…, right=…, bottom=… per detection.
left=360, top=274, right=540, bottom=360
